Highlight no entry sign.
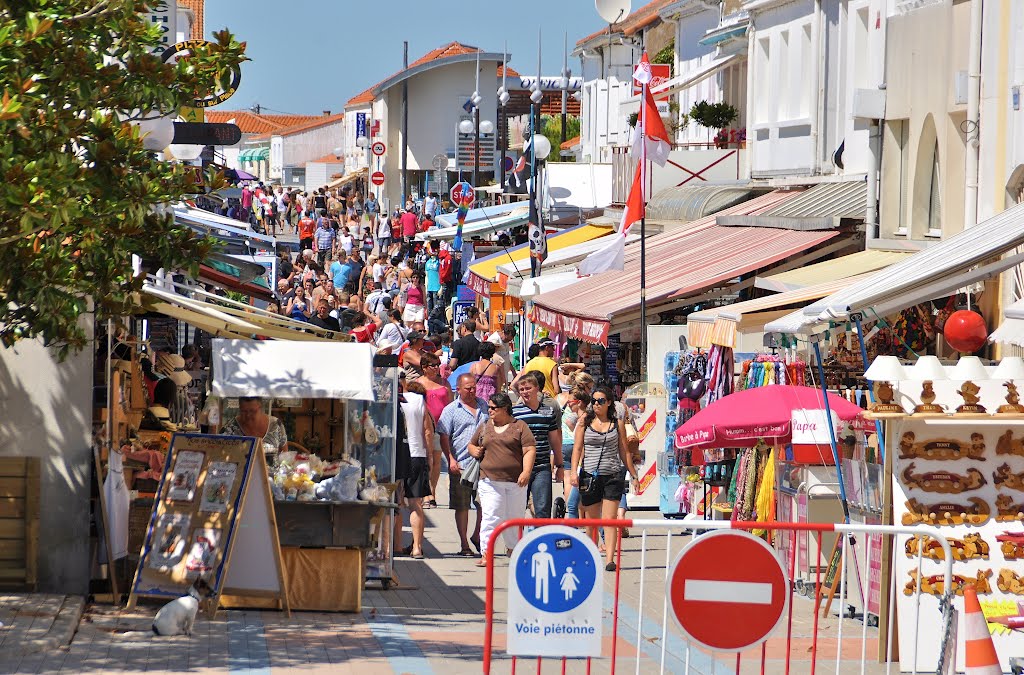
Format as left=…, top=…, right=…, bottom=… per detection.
left=371, top=171, right=385, bottom=186
left=668, top=530, right=789, bottom=652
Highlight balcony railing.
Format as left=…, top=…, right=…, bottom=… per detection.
left=611, top=144, right=748, bottom=204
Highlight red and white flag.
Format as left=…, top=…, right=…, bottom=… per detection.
left=578, top=162, right=644, bottom=276
left=633, top=52, right=653, bottom=85
left=631, top=53, right=671, bottom=166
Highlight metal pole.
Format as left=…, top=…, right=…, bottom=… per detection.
left=561, top=32, right=568, bottom=150
left=474, top=105, right=480, bottom=189
left=401, top=41, right=409, bottom=208
left=852, top=313, right=885, bottom=462
left=499, top=105, right=506, bottom=194
left=811, top=337, right=851, bottom=522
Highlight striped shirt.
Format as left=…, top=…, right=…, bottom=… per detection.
left=512, top=399, right=559, bottom=470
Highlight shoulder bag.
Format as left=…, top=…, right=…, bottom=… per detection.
left=578, top=420, right=609, bottom=501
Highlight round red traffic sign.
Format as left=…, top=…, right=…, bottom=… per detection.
left=668, top=530, right=789, bottom=652
left=371, top=171, right=385, bottom=186
left=450, top=181, right=474, bottom=206
left=371, top=141, right=386, bottom=156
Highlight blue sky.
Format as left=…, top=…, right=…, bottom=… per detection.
left=205, top=0, right=610, bottom=115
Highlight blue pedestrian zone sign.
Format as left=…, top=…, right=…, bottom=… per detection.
left=506, top=525, right=603, bottom=657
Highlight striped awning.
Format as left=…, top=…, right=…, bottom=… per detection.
left=239, top=148, right=269, bottom=162
left=530, top=190, right=843, bottom=345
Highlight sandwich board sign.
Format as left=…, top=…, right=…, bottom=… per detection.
left=507, top=525, right=603, bottom=657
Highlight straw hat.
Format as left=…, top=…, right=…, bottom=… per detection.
left=155, top=353, right=192, bottom=386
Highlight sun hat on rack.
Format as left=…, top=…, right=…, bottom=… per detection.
left=155, top=353, right=192, bottom=386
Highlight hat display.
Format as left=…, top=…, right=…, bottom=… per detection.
left=155, top=353, right=192, bottom=386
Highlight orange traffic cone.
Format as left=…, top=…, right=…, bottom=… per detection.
left=963, top=585, right=1001, bottom=674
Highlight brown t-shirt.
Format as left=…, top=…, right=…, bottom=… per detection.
left=473, top=419, right=536, bottom=483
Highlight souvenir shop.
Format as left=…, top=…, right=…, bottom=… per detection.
left=92, top=289, right=400, bottom=613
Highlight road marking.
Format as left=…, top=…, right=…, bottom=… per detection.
left=684, top=580, right=773, bottom=605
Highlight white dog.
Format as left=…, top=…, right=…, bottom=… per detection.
left=152, top=581, right=207, bottom=637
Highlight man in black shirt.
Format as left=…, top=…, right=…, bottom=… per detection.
left=308, top=300, right=341, bottom=332
left=448, top=319, right=480, bottom=371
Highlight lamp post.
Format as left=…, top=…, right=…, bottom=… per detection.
left=497, top=43, right=511, bottom=194
left=355, top=135, right=370, bottom=198
left=459, top=108, right=492, bottom=191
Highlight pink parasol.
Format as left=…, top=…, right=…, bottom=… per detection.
left=674, top=385, right=865, bottom=451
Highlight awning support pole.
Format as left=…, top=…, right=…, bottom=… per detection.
left=851, top=312, right=885, bottom=463
left=810, top=334, right=850, bottom=522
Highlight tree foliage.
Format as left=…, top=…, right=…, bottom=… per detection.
left=541, top=114, right=581, bottom=163
left=0, top=1, right=247, bottom=357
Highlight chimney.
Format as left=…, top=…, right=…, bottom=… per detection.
left=323, top=110, right=331, bottom=116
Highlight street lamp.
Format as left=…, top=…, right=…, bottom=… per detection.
left=498, top=43, right=511, bottom=191
left=355, top=136, right=370, bottom=197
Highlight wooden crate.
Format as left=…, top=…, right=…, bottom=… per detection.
left=0, top=458, right=40, bottom=589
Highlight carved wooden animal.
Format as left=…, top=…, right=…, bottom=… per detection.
left=997, top=430, right=1024, bottom=457
left=903, top=497, right=990, bottom=526
left=994, top=463, right=1024, bottom=491
left=907, top=569, right=992, bottom=596
left=898, top=432, right=986, bottom=461
left=996, top=494, right=1024, bottom=522
left=902, top=463, right=987, bottom=493
left=998, top=532, right=1024, bottom=559
left=904, top=533, right=989, bottom=560
left=998, top=568, right=1024, bottom=595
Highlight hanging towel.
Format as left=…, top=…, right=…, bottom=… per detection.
left=100, top=450, right=130, bottom=562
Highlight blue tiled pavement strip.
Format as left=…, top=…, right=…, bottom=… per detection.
left=363, top=607, right=435, bottom=675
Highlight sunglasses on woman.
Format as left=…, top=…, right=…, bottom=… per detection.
left=592, top=397, right=609, bottom=405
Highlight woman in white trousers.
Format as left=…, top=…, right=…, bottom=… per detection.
left=468, top=392, right=536, bottom=567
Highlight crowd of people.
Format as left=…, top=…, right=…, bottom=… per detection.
left=221, top=182, right=641, bottom=571
left=394, top=334, right=641, bottom=573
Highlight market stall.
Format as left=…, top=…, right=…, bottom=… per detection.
left=210, top=339, right=401, bottom=608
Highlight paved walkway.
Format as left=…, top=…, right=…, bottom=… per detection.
left=0, top=475, right=892, bottom=674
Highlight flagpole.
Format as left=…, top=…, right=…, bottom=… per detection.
left=639, top=71, right=648, bottom=381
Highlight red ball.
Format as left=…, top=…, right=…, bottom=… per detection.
left=943, top=310, right=988, bottom=353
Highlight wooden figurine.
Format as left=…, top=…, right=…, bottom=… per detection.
left=913, top=380, right=945, bottom=415
left=956, top=380, right=987, bottom=414
left=997, top=381, right=1024, bottom=415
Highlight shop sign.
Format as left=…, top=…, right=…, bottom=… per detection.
left=455, top=284, right=475, bottom=302
left=452, top=302, right=473, bottom=328
left=632, top=64, right=672, bottom=101
left=669, top=530, right=789, bottom=653
left=355, top=112, right=367, bottom=140
left=507, top=525, right=603, bottom=657
left=635, top=462, right=657, bottom=495
left=162, top=40, right=242, bottom=108
left=791, top=409, right=839, bottom=445
left=466, top=272, right=490, bottom=298
left=532, top=305, right=560, bottom=333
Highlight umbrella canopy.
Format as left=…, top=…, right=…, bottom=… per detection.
left=674, top=385, right=864, bottom=451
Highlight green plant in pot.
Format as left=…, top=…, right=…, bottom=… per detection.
left=689, top=100, right=739, bottom=145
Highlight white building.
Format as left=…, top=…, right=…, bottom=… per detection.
left=243, top=112, right=346, bottom=187
left=574, top=0, right=675, bottom=164
left=342, top=42, right=505, bottom=209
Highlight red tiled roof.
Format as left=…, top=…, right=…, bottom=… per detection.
left=204, top=110, right=322, bottom=135
left=249, top=112, right=346, bottom=141
left=576, top=0, right=673, bottom=46
left=346, top=41, right=506, bottom=108
left=560, top=135, right=580, bottom=151
left=179, top=0, right=203, bottom=40
left=498, top=64, right=520, bottom=77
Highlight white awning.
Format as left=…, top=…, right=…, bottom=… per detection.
left=174, top=206, right=277, bottom=245
left=766, top=201, right=1024, bottom=334
left=496, top=232, right=641, bottom=278
left=211, top=339, right=377, bottom=401
left=989, top=299, right=1024, bottom=347
left=513, top=271, right=583, bottom=301
left=620, top=52, right=742, bottom=104
left=417, top=209, right=529, bottom=242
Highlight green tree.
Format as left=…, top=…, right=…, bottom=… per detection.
left=541, top=114, right=581, bottom=162
left=0, top=1, right=247, bottom=356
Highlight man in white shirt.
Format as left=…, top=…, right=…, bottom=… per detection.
left=423, top=192, right=438, bottom=218
left=337, top=226, right=354, bottom=257
left=398, top=379, right=433, bottom=559
left=364, top=282, right=390, bottom=321
left=376, top=212, right=392, bottom=256
left=488, top=325, right=517, bottom=383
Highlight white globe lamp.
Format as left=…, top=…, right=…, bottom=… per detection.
left=530, top=134, right=552, bottom=161
left=479, top=120, right=494, bottom=135
left=355, top=136, right=368, bottom=148
left=458, top=119, right=475, bottom=135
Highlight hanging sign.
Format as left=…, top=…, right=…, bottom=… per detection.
left=162, top=40, right=243, bottom=108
